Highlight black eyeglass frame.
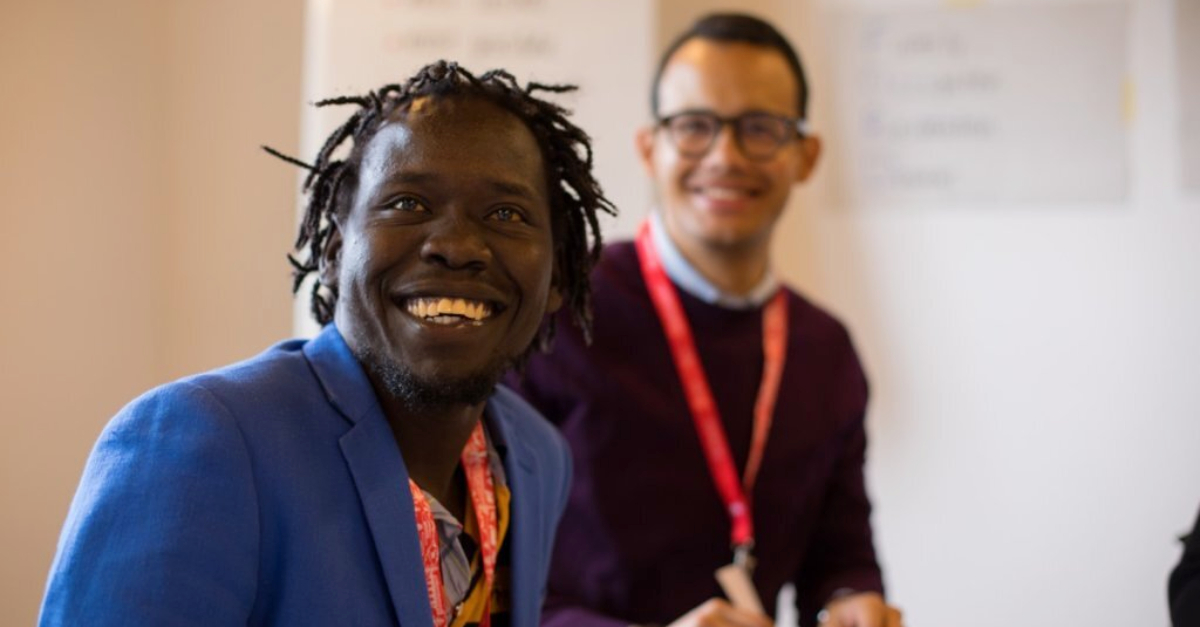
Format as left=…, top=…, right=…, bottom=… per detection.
left=653, top=109, right=810, bottom=161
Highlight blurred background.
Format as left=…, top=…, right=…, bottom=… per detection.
left=3, top=0, right=1198, bottom=625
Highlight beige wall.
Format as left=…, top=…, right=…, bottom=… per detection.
left=0, top=1, right=302, bottom=623
left=159, top=2, right=303, bottom=381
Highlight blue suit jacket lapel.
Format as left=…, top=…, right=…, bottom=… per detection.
left=304, top=325, right=435, bottom=627
left=487, top=396, right=542, bottom=627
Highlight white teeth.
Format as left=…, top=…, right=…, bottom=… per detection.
left=704, top=188, right=749, bottom=200
left=405, top=297, right=494, bottom=322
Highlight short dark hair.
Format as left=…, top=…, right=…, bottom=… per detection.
left=651, top=12, right=809, bottom=118
left=265, top=60, right=616, bottom=347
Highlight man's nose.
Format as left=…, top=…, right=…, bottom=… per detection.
left=702, top=122, right=751, bottom=166
left=419, top=212, right=492, bottom=270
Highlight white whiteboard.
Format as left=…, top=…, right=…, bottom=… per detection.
left=298, top=0, right=654, bottom=334
left=1180, top=0, right=1200, bottom=193
left=823, top=1, right=1131, bottom=207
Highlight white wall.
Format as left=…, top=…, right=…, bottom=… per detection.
left=772, top=1, right=1200, bottom=625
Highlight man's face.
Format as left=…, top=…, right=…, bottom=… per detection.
left=638, top=39, right=820, bottom=254
left=324, top=95, right=561, bottom=408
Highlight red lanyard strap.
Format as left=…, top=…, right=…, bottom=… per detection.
left=635, top=220, right=788, bottom=553
left=410, top=422, right=499, bottom=627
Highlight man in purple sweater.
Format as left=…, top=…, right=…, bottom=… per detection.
left=507, top=13, right=903, bottom=627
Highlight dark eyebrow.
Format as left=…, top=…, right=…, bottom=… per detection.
left=660, top=108, right=792, bottom=119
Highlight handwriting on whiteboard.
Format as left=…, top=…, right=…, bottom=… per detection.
left=826, top=3, right=1130, bottom=206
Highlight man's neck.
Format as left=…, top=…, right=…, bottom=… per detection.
left=662, top=219, right=771, bottom=298
left=381, top=395, right=484, bottom=521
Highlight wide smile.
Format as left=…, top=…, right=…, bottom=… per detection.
left=687, top=182, right=762, bottom=209
left=402, top=296, right=501, bottom=327
left=691, top=185, right=757, bottom=199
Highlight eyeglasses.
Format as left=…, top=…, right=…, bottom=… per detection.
left=655, top=110, right=809, bottom=161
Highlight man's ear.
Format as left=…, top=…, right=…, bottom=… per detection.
left=794, top=134, right=822, bottom=183
left=319, top=216, right=343, bottom=292
left=635, top=126, right=657, bottom=177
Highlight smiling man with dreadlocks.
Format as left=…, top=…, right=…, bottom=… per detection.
left=40, top=61, right=614, bottom=627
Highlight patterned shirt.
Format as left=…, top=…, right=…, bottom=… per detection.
left=416, top=427, right=512, bottom=627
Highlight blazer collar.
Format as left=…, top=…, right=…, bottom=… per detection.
left=302, top=324, right=380, bottom=426
left=484, top=387, right=543, bottom=626
left=303, top=324, right=432, bottom=626
left=304, top=325, right=543, bottom=627
left=481, top=387, right=536, bottom=473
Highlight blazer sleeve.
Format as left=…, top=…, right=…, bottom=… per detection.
left=39, top=381, right=260, bottom=626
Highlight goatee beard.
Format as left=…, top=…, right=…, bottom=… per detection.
left=355, top=346, right=506, bottom=413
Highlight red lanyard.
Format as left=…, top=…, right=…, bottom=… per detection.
left=409, top=422, right=499, bottom=627
left=635, top=220, right=788, bottom=561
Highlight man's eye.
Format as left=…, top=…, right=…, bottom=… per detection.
left=741, top=117, right=787, bottom=141
left=673, top=117, right=715, bottom=137
left=489, top=206, right=527, bottom=223
left=388, top=196, right=425, bottom=212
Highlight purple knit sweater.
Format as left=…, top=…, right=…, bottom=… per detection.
left=507, top=241, right=884, bottom=627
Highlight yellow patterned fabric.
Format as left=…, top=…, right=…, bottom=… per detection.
left=448, top=481, right=511, bottom=627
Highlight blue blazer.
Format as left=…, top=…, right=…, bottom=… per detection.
left=39, top=325, right=572, bottom=626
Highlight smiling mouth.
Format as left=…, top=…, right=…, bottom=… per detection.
left=404, top=297, right=496, bottom=326
left=690, top=185, right=758, bottom=200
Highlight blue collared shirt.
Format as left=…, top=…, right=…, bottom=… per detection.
left=649, top=210, right=779, bottom=310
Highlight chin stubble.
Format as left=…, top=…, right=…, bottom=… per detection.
left=354, top=346, right=511, bottom=413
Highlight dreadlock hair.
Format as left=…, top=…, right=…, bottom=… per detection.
left=264, top=60, right=616, bottom=348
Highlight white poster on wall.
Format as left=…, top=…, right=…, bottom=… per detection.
left=1180, top=0, right=1200, bottom=193
left=298, top=0, right=653, bottom=333
left=823, top=1, right=1131, bottom=207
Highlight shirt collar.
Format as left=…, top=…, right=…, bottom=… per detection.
left=416, top=419, right=508, bottom=529
left=649, top=211, right=779, bottom=310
